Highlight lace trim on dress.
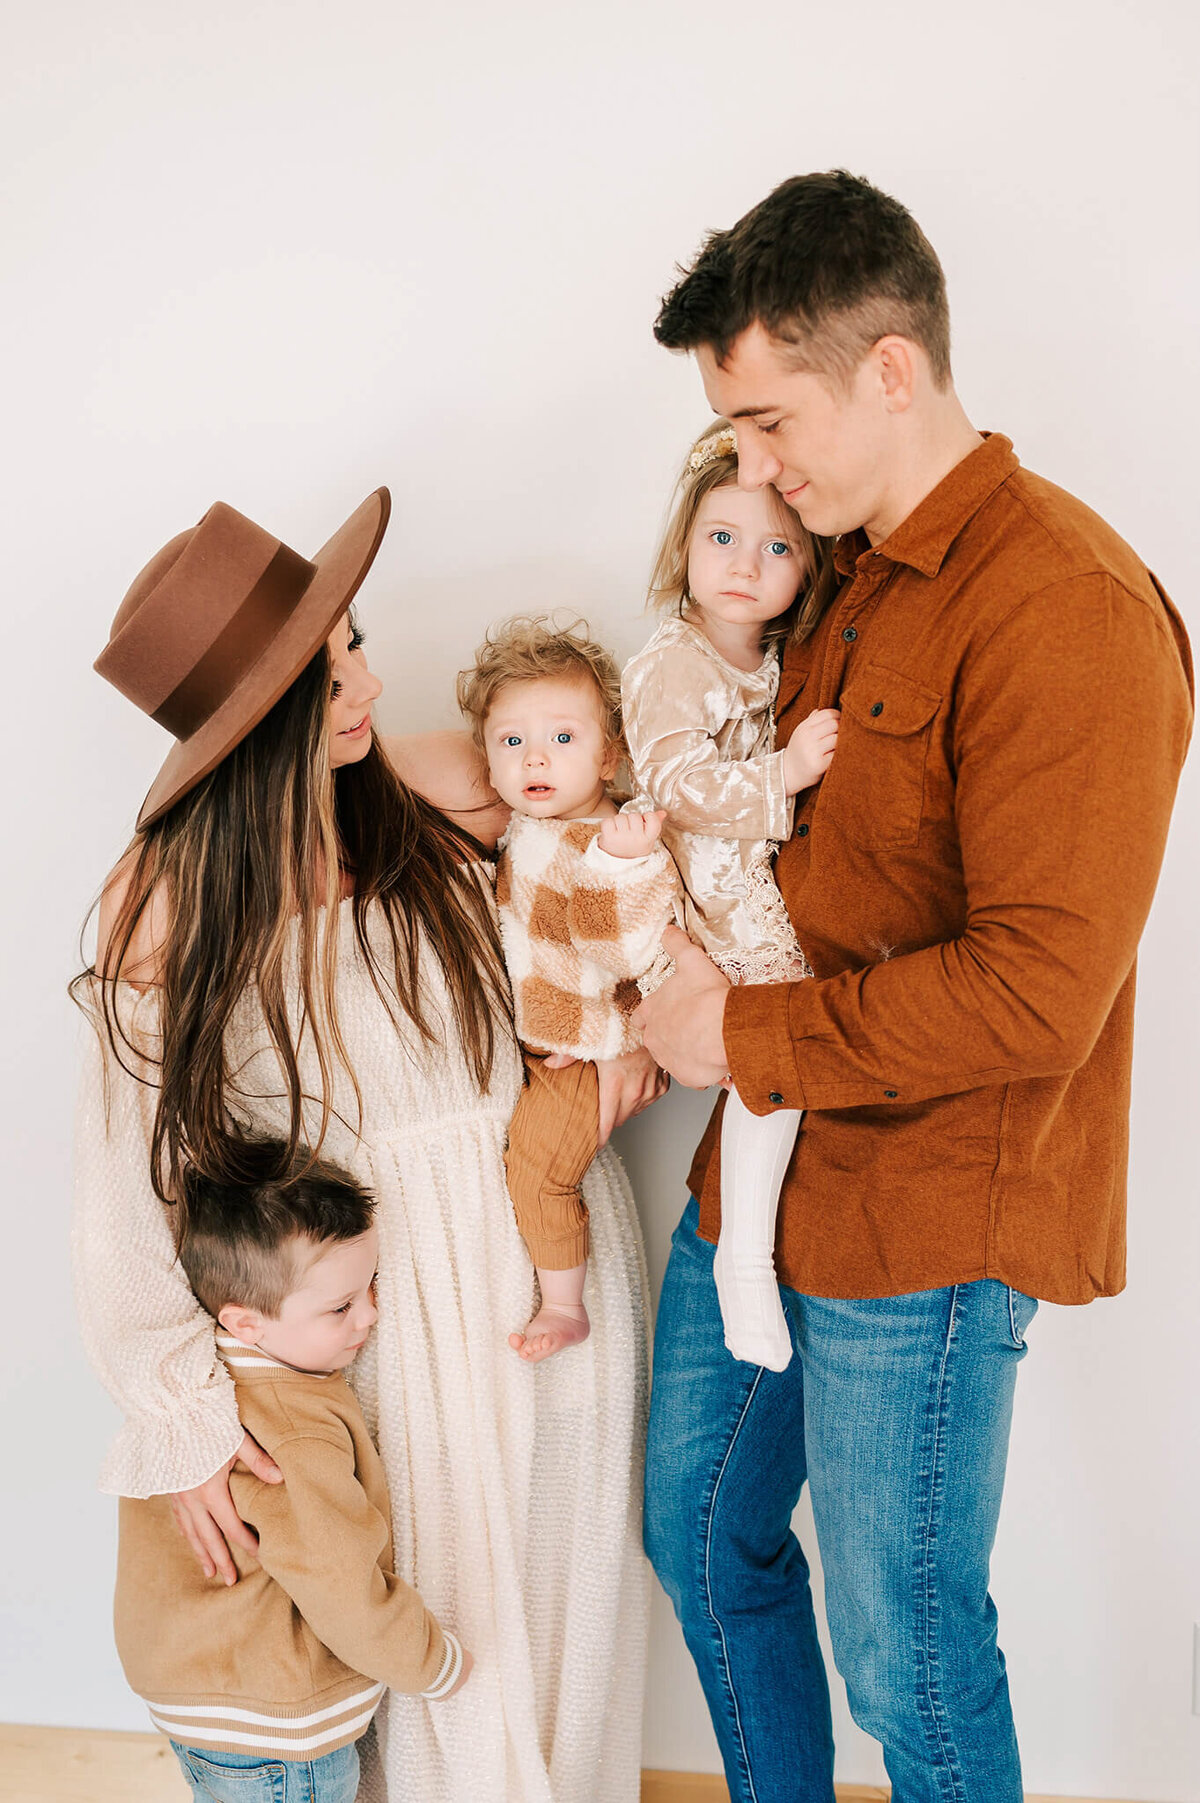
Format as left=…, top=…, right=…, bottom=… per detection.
left=712, top=841, right=813, bottom=987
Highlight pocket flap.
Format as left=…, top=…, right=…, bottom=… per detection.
left=841, top=663, right=941, bottom=736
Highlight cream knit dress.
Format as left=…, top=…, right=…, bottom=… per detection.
left=73, top=895, right=650, bottom=1803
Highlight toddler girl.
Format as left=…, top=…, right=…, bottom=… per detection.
left=458, top=616, right=678, bottom=1362
left=623, top=423, right=838, bottom=1371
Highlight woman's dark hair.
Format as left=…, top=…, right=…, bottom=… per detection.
left=74, top=630, right=512, bottom=1213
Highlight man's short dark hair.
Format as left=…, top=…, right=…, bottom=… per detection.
left=177, top=1138, right=374, bottom=1319
left=655, top=170, right=952, bottom=388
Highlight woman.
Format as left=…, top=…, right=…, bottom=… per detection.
left=73, top=489, right=658, bottom=1801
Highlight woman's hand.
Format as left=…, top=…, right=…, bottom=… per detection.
left=169, top=1432, right=283, bottom=1586
left=543, top=1047, right=668, bottom=1142
left=589, top=1047, right=670, bottom=1142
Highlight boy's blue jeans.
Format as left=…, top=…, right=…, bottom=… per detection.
left=644, top=1199, right=1036, bottom=1803
left=169, top=1739, right=359, bottom=1803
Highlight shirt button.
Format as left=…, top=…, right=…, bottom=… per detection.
left=884, top=1089, right=898, bottom=1098
left=870, top=702, right=884, bottom=717
left=769, top=1092, right=785, bottom=1105
left=796, top=823, right=809, bottom=838
left=842, top=626, right=858, bottom=642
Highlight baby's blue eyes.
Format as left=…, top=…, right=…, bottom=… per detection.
left=501, top=732, right=573, bottom=746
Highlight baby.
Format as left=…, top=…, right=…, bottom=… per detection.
left=114, top=1140, right=470, bottom=1798
left=458, top=616, right=678, bottom=1361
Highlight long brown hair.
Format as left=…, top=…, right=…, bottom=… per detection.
left=74, top=636, right=512, bottom=1210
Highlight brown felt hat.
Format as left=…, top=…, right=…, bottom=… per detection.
left=95, top=488, right=391, bottom=829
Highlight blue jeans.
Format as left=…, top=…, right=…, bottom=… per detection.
left=645, top=1199, right=1036, bottom=1803
left=170, top=1740, right=359, bottom=1803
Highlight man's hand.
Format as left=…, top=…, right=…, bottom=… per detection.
left=544, top=1045, right=669, bottom=1142
left=632, top=925, right=731, bottom=1089
left=782, top=708, right=839, bottom=796
left=597, top=809, right=666, bottom=860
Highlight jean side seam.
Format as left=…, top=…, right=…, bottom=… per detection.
left=914, top=1285, right=969, bottom=1803
left=701, top=1365, right=768, bottom=1803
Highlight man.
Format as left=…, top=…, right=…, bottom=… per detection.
left=634, top=170, right=1192, bottom=1803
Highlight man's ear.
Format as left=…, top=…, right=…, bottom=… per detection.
left=873, top=335, right=918, bottom=413
left=218, top=1302, right=265, bottom=1342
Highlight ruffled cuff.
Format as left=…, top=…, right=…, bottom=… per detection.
left=98, top=1386, right=244, bottom=1499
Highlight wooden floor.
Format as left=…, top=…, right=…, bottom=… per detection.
left=0, top=1724, right=1146, bottom=1803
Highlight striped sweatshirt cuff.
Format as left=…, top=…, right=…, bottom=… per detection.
left=422, top=1631, right=464, bottom=1700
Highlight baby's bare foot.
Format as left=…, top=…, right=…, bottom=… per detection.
left=508, top=1304, right=590, bottom=1363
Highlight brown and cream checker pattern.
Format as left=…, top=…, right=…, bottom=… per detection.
left=497, top=812, right=681, bottom=1062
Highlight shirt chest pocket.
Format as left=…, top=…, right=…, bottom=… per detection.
left=830, top=663, right=942, bottom=846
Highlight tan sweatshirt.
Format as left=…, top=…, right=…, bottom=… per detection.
left=114, top=1334, right=463, bottom=1758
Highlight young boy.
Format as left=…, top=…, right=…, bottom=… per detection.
left=114, top=1140, right=470, bottom=1800
left=457, top=614, right=680, bottom=1362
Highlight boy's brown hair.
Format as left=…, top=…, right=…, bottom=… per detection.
left=176, top=1138, right=375, bottom=1319
left=654, top=169, right=951, bottom=390
left=457, top=614, right=624, bottom=758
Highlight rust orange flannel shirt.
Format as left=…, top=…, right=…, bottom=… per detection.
left=689, top=434, right=1193, bottom=1303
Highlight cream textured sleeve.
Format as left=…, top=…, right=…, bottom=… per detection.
left=622, top=637, right=792, bottom=840
left=72, top=987, right=242, bottom=1498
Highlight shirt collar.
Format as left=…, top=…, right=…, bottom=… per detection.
left=833, top=432, right=1020, bottom=580
left=215, top=1331, right=335, bottom=1379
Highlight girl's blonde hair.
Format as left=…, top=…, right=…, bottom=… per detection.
left=648, top=420, right=838, bottom=645
left=457, top=613, right=625, bottom=758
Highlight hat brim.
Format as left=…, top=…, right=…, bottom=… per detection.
left=135, top=488, right=391, bottom=829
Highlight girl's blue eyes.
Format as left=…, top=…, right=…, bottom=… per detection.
left=709, top=532, right=791, bottom=557
left=555, top=732, right=573, bottom=744
left=503, top=735, right=522, bottom=747
left=502, top=732, right=573, bottom=746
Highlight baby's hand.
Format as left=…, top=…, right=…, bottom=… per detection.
left=508, top=1302, right=590, bottom=1363
left=598, top=809, right=666, bottom=859
left=782, top=708, right=839, bottom=795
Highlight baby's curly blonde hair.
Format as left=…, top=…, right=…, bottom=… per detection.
left=457, top=613, right=625, bottom=759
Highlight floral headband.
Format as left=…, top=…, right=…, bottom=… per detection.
left=686, top=426, right=738, bottom=474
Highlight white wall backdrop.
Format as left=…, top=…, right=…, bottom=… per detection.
left=3, top=1, right=1197, bottom=1797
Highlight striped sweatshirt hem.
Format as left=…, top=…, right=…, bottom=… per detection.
left=146, top=1635, right=462, bottom=1757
